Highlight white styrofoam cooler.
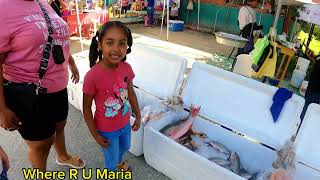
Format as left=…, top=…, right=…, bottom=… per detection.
left=293, top=103, right=320, bottom=179
left=126, top=44, right=187, bottom=156
left=144, top=62, right=305, bottom=180
left=67, top=44, right=187, bottom=156
left=67, top=53, right=90, bottom=111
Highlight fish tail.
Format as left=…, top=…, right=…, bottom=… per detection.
left=190, top=105, right=201, bottom=117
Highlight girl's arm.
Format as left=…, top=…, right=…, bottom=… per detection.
left=127, top=80, right=141, bottom=131
left=0, top=146, right=10, bottom=170
left=83, top=94, right=109, bottom=147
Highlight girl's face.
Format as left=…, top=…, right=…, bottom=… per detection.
left=99, top=27, right=128, bottom=65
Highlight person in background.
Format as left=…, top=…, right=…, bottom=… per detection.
left=300, top=55, right=320, bottom=120
left=0, top=146, right=9, bottom=180
left=169, top=3, right=179, bottom=20
left=118, top=0, right=129, bottom=14
left=128, top=0, right=133, bottom=11
left=147, top=0, right=155, bottom=27
left=48, top=0, right=68, bottom=17
left=237, top=0, right=263, bottom=55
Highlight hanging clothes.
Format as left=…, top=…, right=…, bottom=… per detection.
left=187, top=0, right=193, bottom=11
left=252, top=41, right=277, bottom=78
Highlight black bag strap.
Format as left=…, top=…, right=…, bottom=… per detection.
left=35, top=0, right=54, bottom=81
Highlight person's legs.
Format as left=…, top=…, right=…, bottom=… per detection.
left=25, top=136, right=54, bottom=171
left=150, top=7, right=154, bottom=25
left=54, top=120, right=68, bottom=160
left=99, top=131, right=120, bottom=171
left=54, top=120, right=84, bottom=167
left=51, top=88, right=84, bottom=168
left=147, top=7, right=152, bottom=26
left=118, top=123, right=131, bottom=164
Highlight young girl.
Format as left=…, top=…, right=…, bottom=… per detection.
left=83, top=21, right=141, bottom=171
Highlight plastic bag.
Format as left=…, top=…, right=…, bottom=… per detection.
left=250, top=37, right=270, bottom=65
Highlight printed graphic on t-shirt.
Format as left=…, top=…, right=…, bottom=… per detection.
left=104, top=76, right=130, bottom=118
left=23, top=13, right=70, bottom=54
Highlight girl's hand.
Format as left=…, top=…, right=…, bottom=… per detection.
left=94, top=134, right=110, bottom=148
left=0, top=147, right=10, bottom=170
left=69, top=63, right=80, bottom=84
left=2, top=153, right=10, bottom=170
left=132, top=118, right=141, bottom=131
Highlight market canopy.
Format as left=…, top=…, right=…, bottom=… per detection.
left=298, top=4, right=320, bottom=25
left=275, top=0, right=320, bottom=5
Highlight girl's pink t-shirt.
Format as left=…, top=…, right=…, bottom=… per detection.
left=0, top=0, right=71, bottom=93
left=83, top=62, right=135, bottom=132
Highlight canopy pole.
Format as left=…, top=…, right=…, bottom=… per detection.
left=75, top=0, right=84, bottom=52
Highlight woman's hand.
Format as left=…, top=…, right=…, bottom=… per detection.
left=69, top=64, right=80, bottom=84
left=0, top=107, right=21, bottom=131
left=68, top=55, right=80, bottom=84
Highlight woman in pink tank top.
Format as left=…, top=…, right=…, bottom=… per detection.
left=0, top=0, right=85, bottom=173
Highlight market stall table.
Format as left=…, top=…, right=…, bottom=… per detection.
left=62, top=10, right=109, bottom=38
left=275, top=44, right=296, bottom=87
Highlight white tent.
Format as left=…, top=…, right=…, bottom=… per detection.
left=298, top=4, right=320, bottom=25
left=272, top=0, right=320, bottom=34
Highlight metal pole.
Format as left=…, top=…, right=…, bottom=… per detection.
left=290, top=18, right=297, bottom=43
left=160, top=0, right=166, bottom=35
left=273, top=0, right=282, bottom=30
left=258, top=0, right=265, bottom=25
left=306, top=23, right=315, bottom=48
left=197, top=0, right=200, bottom=30
left=167, top=0, right=169, bottom=41
left=75, top=0, right=84, bottom=52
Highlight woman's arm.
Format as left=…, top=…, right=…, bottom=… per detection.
left=127, top=80, right=141, bottom=131
left=0, top=53, right=21, bottom=131
left=68, top=55, right=80, bottom=84
left=0, top=54, right=7, bottom=110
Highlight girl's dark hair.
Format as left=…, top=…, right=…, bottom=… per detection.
left=89, top=21, right=133, bottom=68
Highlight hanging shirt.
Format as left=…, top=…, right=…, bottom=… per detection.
left=238, top=5, right=256, bottom=30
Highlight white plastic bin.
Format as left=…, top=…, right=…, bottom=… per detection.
left=233, top=54, right=253, bottom=77
left=144, top=62, right=305, bottom=180
left=294, top=103, right=320, bottom=179
left=299, top=81, right=309, bottom=97
left=290, top=69, right=306, bottom=88
left=126, top=44, right=187, bottom=156
left=295, top=57, right=310, bottom=73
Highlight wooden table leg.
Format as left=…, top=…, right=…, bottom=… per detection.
left=277, top=56, right=293, bottom=87
left=276, top=55, right=287, bottom=80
